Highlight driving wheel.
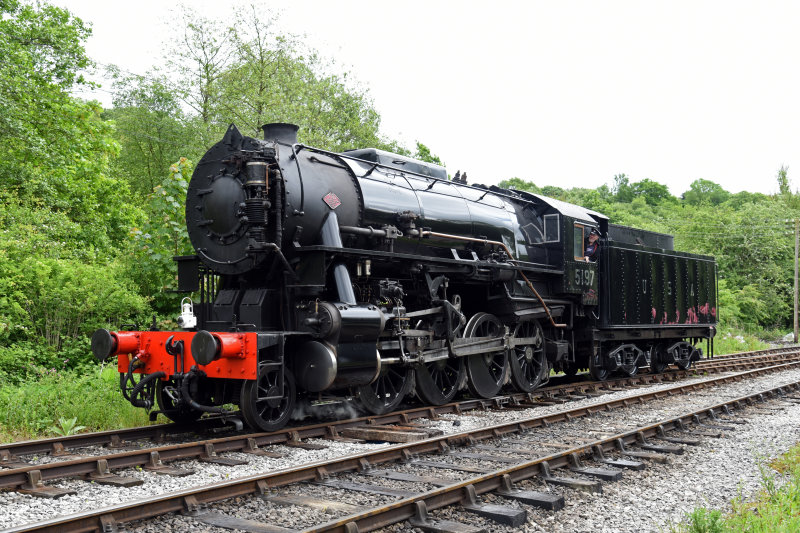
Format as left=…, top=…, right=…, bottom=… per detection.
left=509, top=320, right=546, bottom=392
left=358, top=365, right=414, bottom=415
left=415, top=356, right=465, bottom=406
left=464, top=313, right=509, bottom=399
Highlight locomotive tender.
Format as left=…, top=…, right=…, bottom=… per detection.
left=92, top=123, right=717, bottom=431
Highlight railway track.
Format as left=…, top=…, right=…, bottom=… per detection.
left=0, top=348, right=797, bottom=496
left=1, top=346, right=795, bottom=463
left=2, top=353, right=800, bottom=532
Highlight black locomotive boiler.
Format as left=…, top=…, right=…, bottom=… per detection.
left=92, top=123, right=717, bottom=431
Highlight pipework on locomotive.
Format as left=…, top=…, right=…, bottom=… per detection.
left=91, top=123, right=717, bottom=431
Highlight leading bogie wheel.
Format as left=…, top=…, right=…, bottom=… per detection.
left=464, top=312, right=509, bottom=399
left=509, top=319, right=547, bottom=392
left=358, top=365, right=414, bottom=415
left=240, top=365, right=296, bottom=432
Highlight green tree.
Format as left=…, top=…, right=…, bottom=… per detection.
left=498, top=178, right=540, bottom=193
left=0, top=0, right=139, bottom=247
left=166, top=3, right=394, bottom=152
left=540, top=185, right=567, bottom=199
left=682, top=179, right=730, bottom=206
left=0, top=0, right=92, bottom=165
left=0, top=1, right=146, bottom=372
left=414, top=142, right=443, bottom=166
left=611, top=173, right=633, bottom=202
left=165, top=8, right=233, bottom=148
left=105, top=68, right=199, bottom=196
left=129, top=158, right=194, bottom=312
left=777, top=165, right=791, bottom=196
left=629, top=178, right=674, bottom=206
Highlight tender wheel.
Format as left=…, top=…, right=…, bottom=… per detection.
left=619, top=361, right=639, bottom=377
left=650, top=361, right=668, bottom=373
left=156, top=379, right=203, bottom=424
left=464, top=313, right=509, bottom=399
left=649, top=344, right=668, bottom=373
left=358, top=366, right=414, bottom=415
left=240, top=366, right=296, bottom=432
left=589, top=352, right=610, bottom=381
left=509, top=320, right=546, bottom=392
left=415, top=357, right=465, bottom=406
left=674, top=355, right=693, bottom=370
left=672, top=342, right=696, bottom=370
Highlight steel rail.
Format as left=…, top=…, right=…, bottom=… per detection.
left=0, top=352, right=798, bottom=491
left=6, top=360, right=799, bottom=533
left=306, top=380, right=800, bottom=533
left=1, top=347, right=794, bottom=460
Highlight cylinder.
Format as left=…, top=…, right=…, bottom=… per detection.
left=338, top=305, right=386, bottom=342
left=330, top=343, right=381, bottom=388
left=293, top=340, right=337, bottom=392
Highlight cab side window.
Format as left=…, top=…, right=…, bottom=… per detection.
left=573, top=224, right=585, bottom=260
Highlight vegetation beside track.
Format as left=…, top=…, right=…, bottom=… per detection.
left=0, top=365, right=152, bottom=442
left=674, top=443, right=800, bottom=533
left=714, top=327, right=771, bottom=355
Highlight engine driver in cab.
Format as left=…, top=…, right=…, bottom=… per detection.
left=584, top=228, right=601, bottom=262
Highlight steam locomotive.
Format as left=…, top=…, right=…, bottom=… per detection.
left=91, top=123, right=717, bottom=431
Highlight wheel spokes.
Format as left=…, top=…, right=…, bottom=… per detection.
left=509, top=319, right=546, bottom=393
left=465, top=313, right=508, bottom=399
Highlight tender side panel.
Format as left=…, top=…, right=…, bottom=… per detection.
left=601, top=244, right=716, bottom=328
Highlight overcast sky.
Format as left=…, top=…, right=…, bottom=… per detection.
left=54, top=0, right=800, bottom=196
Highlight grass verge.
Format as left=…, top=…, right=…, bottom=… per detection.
left=673, top=443, right=800, bottom=532
left=0, top=364, right=152, bottom=442
left=714, top=326, right=771, bottom=355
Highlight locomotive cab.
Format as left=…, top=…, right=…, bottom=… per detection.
left=564, top=220, right=601, bottom=306
left=515, top=194, right=607, bottom=306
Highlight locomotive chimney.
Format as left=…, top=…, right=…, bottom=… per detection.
left=262, top=122, right=299, bottom=144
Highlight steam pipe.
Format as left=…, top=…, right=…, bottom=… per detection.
left=321, top=212, right=357, bottom=305
left=273, top=170, right=283, bottom=247
left=340, top=225, right=388, bottom=238
left=180, top=369, right=229, bottom=413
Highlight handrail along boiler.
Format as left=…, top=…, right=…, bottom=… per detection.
left=92, top=123, right=717, bottom=431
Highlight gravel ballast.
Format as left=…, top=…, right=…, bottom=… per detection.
left=1, top=366, right=799, bottom=532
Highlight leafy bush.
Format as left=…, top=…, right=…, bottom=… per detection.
left=0, top=252, right=147, bottom=349
left=713, top=327, right=769, bottom=355
left=0, top=365, right=151, bottom=441
left=128, top=157, right=194, bottom=313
